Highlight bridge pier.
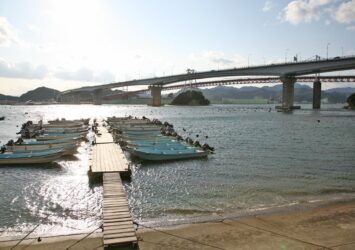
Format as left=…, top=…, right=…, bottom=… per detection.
left=281, top=76, right=296, bottom=110
left=150, top=86, right=162, bottom=106
left=313, top=80, right=321, bottom=109
left=93, top=89, right=103, bottom=105
left=73, top=93, right=81, bottom=104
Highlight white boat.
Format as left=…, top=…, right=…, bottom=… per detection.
left=7, top=144, right=76, bottom=156
left=35, top=133, right=84, bottom=141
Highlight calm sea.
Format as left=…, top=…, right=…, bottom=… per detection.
left=0, top=104, right=354, bottom=237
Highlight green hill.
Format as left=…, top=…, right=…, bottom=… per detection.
left=19, top=87, right=60, bottom=102
left=171, top=90, right=210, bottom=105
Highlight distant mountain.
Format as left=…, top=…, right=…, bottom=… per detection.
left=0, top=94, right=18, bottom=101
left=200, top=84, right=354, bottom=104
left=19, top=87, right=60, bottom=102
left=325, top=87, right=355, bottom=94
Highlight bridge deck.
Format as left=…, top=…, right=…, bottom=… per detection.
left=103, top=172, right=137, bottom=246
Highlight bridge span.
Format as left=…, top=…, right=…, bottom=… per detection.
left=61, top=56, right=355, bottom=109
left=100, top=75, right=355, bottom=109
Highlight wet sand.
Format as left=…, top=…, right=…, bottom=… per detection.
left=137, top=201, right=355, bottom=250
left=1, top=201, right=354, bottom=249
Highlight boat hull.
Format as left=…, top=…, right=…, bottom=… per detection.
left=0, top=151, right=64, bottom=165
left=130, top=149, right=208, bottom=161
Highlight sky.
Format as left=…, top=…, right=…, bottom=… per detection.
left=0, top=0, right=355, bottom=96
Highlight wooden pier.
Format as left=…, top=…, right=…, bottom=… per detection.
left=90, top=120, right=137, bottom=248
left=103, top=173, right=137, bottom=246
left=91, top=124, right=130, bottom=173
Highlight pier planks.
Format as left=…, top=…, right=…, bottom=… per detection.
left=103, top=173, right=137, bottom=247
left=90, top=120, right=136, bottom=247
left=91, top=122, right=129, bottom=173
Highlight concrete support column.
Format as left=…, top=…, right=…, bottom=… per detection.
left=281, top=76, right=296, bottom=110
left=150, top=86, right=162, bottom=107
left=73, top=94, right=81, bottom=104
left=313, top=80, right=321, bottom=109
left=93, top=89, right=103, bottom=105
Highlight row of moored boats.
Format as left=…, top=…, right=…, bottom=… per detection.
left=106, top=117, right=214, bottom=161
left=0, top=119, right=89, bottom=165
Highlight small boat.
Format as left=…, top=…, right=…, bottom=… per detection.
left=8, top=145, right=76, bottom=156
left=0, top=149, right=64, bottom=165
left=42, top=123, right=85, bottom=128
left=128, top=147, right=209, bottom=161
left=42, top=127, right=88, bottom=133
left=21, top=137, right=80, bottom=145
left=48, top=118, right=89, bottom=125
left=126, top=143, right=189, bottom=151
left=0, top=116, right=5, bottom=121
left=7, top=142, right=76, bottom=152
left=127, top=140, right=190, bottom=149
left=35, top=133, right=84, bottom=141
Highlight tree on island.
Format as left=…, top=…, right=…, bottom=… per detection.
left=347, top=93, right=355, bottom=109
left=171, top=90, right=210, bottom=106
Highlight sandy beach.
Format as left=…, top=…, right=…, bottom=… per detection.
left=1, top=200, right=354, bottom=249
left=137, top=200, right=355, bottom=250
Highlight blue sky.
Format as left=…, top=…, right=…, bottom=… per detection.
left=0, top=0, right=355, bottom=95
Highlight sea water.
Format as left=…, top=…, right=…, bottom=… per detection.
left=0, top=104, right=354, bottom=237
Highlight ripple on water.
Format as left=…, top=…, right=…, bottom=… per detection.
left=0, top=104, right=355, bottom=235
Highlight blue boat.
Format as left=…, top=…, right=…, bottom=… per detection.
left=129, top=147, right=209, bottom=161
left=0, top=149, right=64, bottom=165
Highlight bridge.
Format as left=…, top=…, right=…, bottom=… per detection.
left=61, top=56, right=355, bottom=109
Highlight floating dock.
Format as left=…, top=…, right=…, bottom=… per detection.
left=90, top=120, right=137, bottom=248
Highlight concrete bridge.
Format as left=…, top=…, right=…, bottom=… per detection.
left=61, top=56, right=355, bottom=109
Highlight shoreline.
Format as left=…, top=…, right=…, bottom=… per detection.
left=137, top=199, right=355, bottom=250
left=1, top=199, right=354, bottom=249
left=135, top=195, right=355, bottom=230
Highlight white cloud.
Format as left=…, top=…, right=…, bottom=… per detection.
left=263, top=1, right=273, bottom=12
left=54, top=67, right=116, bottom=83
left=189, top=51, right=246, bottom=69
left=27, top=24, right=40, bottom=32
left=0, top=58, right=48, bottom=79
left=281, top=0, right=333, bottom=25
left=334, top=0, right=355, bottom=23
left=0, top=17, right=18, bottom=46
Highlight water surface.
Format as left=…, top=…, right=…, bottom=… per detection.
left=0, top=104, right=354, bottom=237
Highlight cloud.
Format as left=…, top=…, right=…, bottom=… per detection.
left=27, top=24, right=40, bottom=32
left=263, top=1, right=273, bottom=12
left=0, top=58, right=48, bottom=79
left=281, top=0, right=334, bottom=25
left=54, top=67, right=116, bottom=83
left=0, top=17, right=18, bottom=46
left=334, top=0, right=355, bottom=24
left=190, top=51, right=245, bottom=68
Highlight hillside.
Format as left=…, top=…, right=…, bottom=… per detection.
left=0, top=94, right=19, bottom=101
left=200, top=84, right=355, bottom=104
left=19, top=87, right=60, bottom=102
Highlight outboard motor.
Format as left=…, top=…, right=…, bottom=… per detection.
left=6, top=140, right=14, bottom=146
left=194, top=140, right=201, bottom=148
left=15, top=138, right=24, bottom=144
left=202, top=143, right=215, bottom=152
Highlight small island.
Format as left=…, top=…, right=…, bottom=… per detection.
left=171, top=90, right=210, bottom=106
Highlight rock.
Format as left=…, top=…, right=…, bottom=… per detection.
left=171, top=90, right=210, bottom=106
